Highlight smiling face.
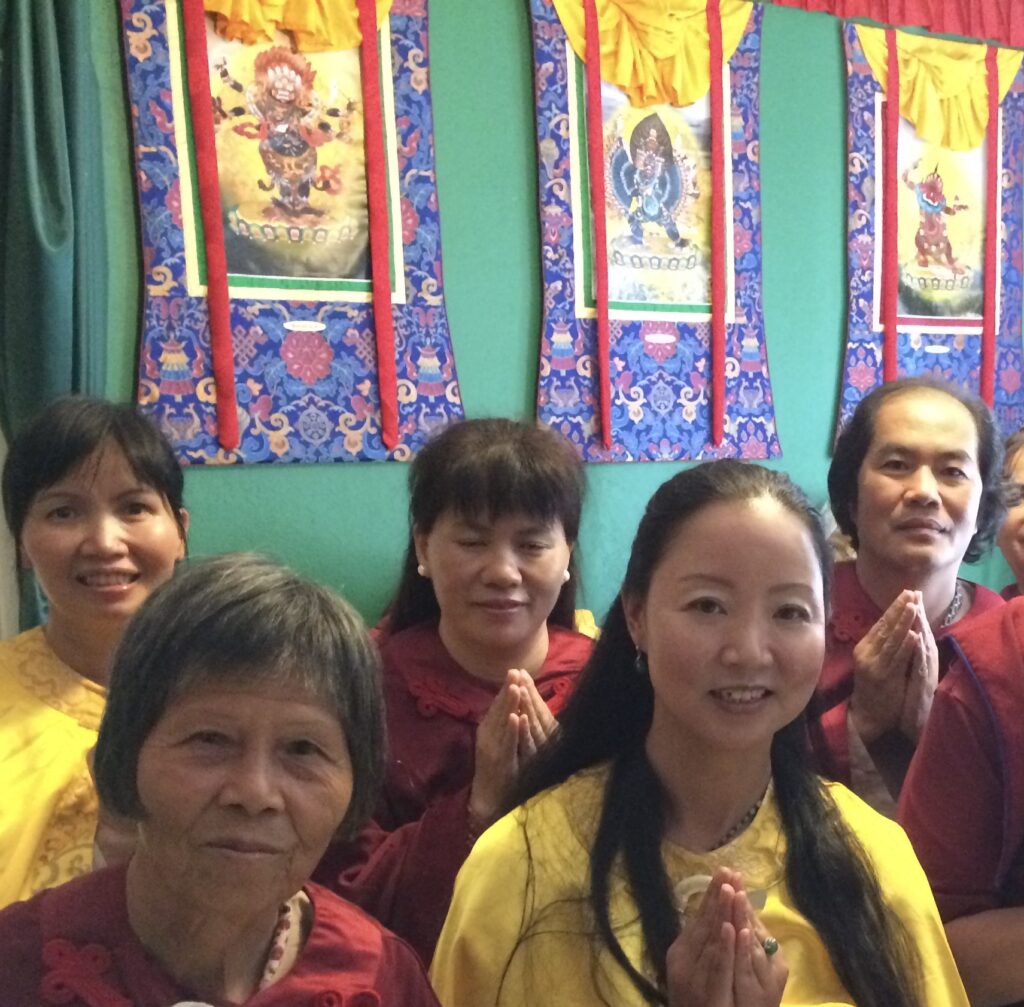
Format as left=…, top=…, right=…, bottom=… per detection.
left=19, top=444, right=187, bottom=632
left=414, top=510, right=572, bottom=670
left=997, top=446, right=1024, bottom=588
left=853, top=389, right=982, bottom=580
left=624, top=497, right=826, bottom=761
left=133, top=681, right=353, bottom=914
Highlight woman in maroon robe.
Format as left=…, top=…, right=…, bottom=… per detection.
left=315, top=419, right=594, bottom=962
left=0, top=554, right=439, bottom=1007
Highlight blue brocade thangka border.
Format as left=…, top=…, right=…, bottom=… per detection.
left=530, top=2, right=780, bottom=462
left=841, top=24, right=1024, bottom=437
left=121, top=0, right=463, bottom=464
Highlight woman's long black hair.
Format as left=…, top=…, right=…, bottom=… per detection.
left=508, top=460, right=922, bottom=1007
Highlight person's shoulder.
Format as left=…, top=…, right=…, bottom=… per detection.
left=823, top=781, right=918, bottom=862
left=0, top=626, right=48, bottom=666
left=947, top=596, right=1024, bottom=690
left=376, top=621, right=438, bottom=659
left=375, top=622, right=451, bottom=693
left=0, top=882, right=46, bottom=941
left=499, top=764, right=609, bottom=851
left=524, top=762, right=609, bottom=812
left=0, top=890, right=44, bottom=1004
left=825, top=778, right=897, bottom=823
left=0, top=867, right=126, bottom=954
left=305, top=882, right=389, bottom=959
left=964, top=581, right=1007, bottom=618
left=303, top=884, right=437, bottom=1002
left=545, top=624, right=595, bottom=668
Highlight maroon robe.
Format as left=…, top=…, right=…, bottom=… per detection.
left=0, top=864, right=439, bottom=1006
left=314, top=621, right=593, bottom=963
left=806, top=561, right=1003, bottom=784
left=900, top=599, right=1024, bottom=927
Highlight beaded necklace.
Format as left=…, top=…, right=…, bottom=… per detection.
left=940, top=579, right=966, bottom=628
left=712, top=785, right=769, bottom=850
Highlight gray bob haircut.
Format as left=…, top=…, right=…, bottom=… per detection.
left=94, top=553, right=384, bottom=840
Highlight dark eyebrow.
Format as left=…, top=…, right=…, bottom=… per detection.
left=34, top=482, right=158, bottom=506
left=516, top=524, right=557, bottom=536
left=675, top=574, right=817, bottom=595
left=675, top=573, right=733, bottom=588
left=451, top=517, right=488, bottom=531
left=872, top=443, right=975, bottom=463
left=114, top=485, right=161, bottom=498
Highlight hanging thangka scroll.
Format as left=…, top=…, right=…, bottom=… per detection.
left=530, top=0, right=779, bottom=461
left=121, top=0, right=463, bottom=463
left=840, top=24, right=1024, bottom=435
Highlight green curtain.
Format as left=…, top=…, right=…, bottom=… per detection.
left=0, top=0, right=140, bottom=626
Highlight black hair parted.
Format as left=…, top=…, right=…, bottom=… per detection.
left=94, top=553, right=385, bottom=842
left=828, top=377, right=1003, bottom=564
left=2, top=395, right=187, bottom=549
left=386, top=419, right=585, bottom=632
left=506, top=460, right=922, bottom=1007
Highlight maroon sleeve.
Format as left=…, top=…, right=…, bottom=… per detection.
left=373, top=931, right=442, bottom=1005
left=807, top=696, right=852, bottom=784
left=0, top=896, right=45, bottom=1005
left=806, top=641, right=855, bottom=785
left=898, top=662, right=1004, bottom=921
left=316, top=789, right=475, bottom=965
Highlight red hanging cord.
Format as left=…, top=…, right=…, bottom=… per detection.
left=981, top=46, right=999, bottom=407
left=707, top=0, right=726, bottom=446
left=180, top=0, right=239, bottom=451
left=357, top=0, right=400, bottom=451
left=882, top=28, right=900, bottom=383
left=582, top=0, right=613, bottom=449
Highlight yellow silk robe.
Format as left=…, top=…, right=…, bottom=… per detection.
left=432, top=763, right=967, bottom=1007
left=0, top=627, right=104, bottom=907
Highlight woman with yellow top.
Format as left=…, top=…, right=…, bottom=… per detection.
left=0, top=397, right=188, bottom=907
left=431, top=461, right=966, bottom=1007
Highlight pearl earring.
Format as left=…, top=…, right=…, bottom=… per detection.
left=417, top=564, right=428, bottom=577
left=562, top=569, right=571, bottom=583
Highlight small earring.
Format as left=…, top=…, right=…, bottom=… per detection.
left=562, top=569, right=571, bottom=583
left=417, top=564, right=428, bottom=577
left=634, top=649, right=649, bottom=676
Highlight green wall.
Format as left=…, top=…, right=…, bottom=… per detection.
left=108, top=1, right=1011, bottom=623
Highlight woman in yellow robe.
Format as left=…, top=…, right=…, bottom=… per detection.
left=0, top=397, right=188, bottom=907
left=432, top=461, right=966, bottom=1007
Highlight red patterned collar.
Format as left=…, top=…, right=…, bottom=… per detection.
left=828, top=562, right=883, bottom=644
left=381, top=622, right=591, bottom=723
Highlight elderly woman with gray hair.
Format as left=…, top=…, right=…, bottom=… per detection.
left=0, top=554, right=440, bottom=1006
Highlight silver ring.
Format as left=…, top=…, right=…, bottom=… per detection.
left=762, top=936, right=779, bottom=957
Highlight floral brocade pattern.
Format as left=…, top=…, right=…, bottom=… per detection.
left=841, top=25, right=1024, bottom=436
left=2, top=628, right=104, bottom=902
left=121, top=0, right=464, bottom=464
left=530, top=2, right=780, bottom=462
left=9, top=628, right=105, bottom=731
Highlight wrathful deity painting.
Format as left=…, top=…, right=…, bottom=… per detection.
left=166, top=3, right=404, bottom=304
left=123, top=0, right=464, bottom=464
left=893, top=115, right=987, bottom=327
left=568, top=56, right=734, bottom=322
left=840, top=23, right=1024, bottom=436
left=602, top=87, right=709, bottom=309
left=531, top=1, right=779, bottom=462
left=207, top=28, right=370, bottom=282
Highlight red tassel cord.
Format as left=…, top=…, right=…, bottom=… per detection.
left=707, top=0, right=726, bottom=445
left=881, top=28, right=900, bottom=383
left=582, top=0, right=613, bottom=449
left=357, top=0, right=400, bottom=452
left=981, top=46, right=999, bottom=407
left=180, top=0, right=240, bottom=451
